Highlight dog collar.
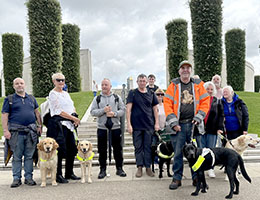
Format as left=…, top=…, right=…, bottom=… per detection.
left=40, top=150, right=58, bottom=162
left=157, top=143, right=174, bottom=159
left=192, top=148, right=215, bottom=172
left=77, top=152, right=94, bottom=162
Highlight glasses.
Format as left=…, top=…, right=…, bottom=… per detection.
left=156, top=93, right=164, bottom=96
left=56, top=79, right=65, bottom=82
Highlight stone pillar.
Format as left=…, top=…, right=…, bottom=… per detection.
left=127, top=77, right=133, bottom=91
left=22, top=57, right=33, bottom=94
left=80, top=49, right=92, bottom=91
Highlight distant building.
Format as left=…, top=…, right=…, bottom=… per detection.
left=166, top=50, right=254, bottom=92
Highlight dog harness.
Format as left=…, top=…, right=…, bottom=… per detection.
left=77, top=152, right=95, bottom=162
left=192, top=148, right=215, bottom=172
left=40, top=150, right=58, bottom=162
left=157, top=143, right=174, bottom=159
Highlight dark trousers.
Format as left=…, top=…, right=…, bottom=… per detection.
left=226, top=129, right=243, bottom=140
left=97, top=128, right=123, bottom=170
left=132, top=130, right=153, bottom=168
left=57, top=126, right=77, bottom=176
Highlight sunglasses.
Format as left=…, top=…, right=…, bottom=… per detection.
left=156, top=93, right=164, bottom=96
left=56, top=79, right=65, bottom=82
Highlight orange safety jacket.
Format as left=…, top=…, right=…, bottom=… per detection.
left=164, top=78, right=210, bottom=129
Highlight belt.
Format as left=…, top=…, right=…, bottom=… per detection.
left=179, top=119, right=192, bottom=124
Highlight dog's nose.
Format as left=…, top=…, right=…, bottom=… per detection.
left=83, top=148, right=87, bottom=153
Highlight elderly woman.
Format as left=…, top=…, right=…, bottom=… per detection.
left=201, top=81, right=224, bottom=178
left=47, top=73, right=81, bottom=183
left=222, top=85, right=249, bottom=140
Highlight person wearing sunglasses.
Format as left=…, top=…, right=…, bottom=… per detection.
left=46, top=73, right=81, bottom=184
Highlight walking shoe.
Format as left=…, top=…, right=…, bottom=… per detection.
left=116, top=168, right=127, bottom=177
left=10, top=179, right=22, bottom=188
left=56, top=175, right=69, bottom=183
left=65, top=173, right=81, bottom=180
left=208, top=169, right=216, bottom=178
left=135, top=166, right=143, bottom=178
left=146, top=168, right=155, bottom=177
left=169, top=179, right=182, bottom=190
left=98, top=169, right=106, bottom=179
left=24, top=179, right=36, bottom=186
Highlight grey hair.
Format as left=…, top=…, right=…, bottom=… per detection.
left=52, top=72, right=65, bottom=80
left=137, top=74, right=147, bottom=80
left=102, top=78, right=112, bottom=86
left=223, top=85, right=234, bottom=96
left=211, top=74, right=221, bottom=82
left=204, top=81, right=217, bottom=96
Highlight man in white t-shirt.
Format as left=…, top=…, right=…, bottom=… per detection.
left=92, top=80, right=98, bottom=97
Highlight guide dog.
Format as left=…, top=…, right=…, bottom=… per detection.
left=183, top=143, right=251, bottom=199
left=37, top=137, right=59, bottom=187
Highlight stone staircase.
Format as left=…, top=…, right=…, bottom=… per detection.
left=1, top=99, right=260, bottom=169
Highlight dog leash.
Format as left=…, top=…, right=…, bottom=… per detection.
left=190, top=123, right=197, bottom=146
left=217, top=132, right=235, bottom=148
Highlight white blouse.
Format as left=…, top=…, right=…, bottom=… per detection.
left=49, top=90, right=75, bottom=131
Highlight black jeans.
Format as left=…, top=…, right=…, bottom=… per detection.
left=97, top=128, right=123, bottom=170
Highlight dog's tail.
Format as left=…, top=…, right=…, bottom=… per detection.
left=238, top=155, right=251, bottom=183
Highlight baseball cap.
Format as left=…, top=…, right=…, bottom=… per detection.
left=178, top=60, right=192, bottom=69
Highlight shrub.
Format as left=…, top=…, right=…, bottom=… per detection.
left=27, top=0, right=62, bottom=97
left=254, top=75, right=260, bottom=93
left=2, top=33, right=23, bottom=95
left=190, top=0, right=223, bottom=81
left=62, top=24, right=81, bottom=92
left=165, top=19, right=188, bottom=80
left=225, top=28, right=246, bottom=91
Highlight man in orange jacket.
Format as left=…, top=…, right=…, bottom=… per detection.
left=164, top=60, right=210, bottom=190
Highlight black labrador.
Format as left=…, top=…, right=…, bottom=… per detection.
left=152, top=140, right=174, bottom=178
left=183, top=143, right=251, bottom=199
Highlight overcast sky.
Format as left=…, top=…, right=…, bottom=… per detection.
left=1, top=0, right=260, bottom=89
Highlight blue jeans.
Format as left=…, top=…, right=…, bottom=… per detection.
left=133, top=130, right=153, bottom=168
left=201, top=134, right=217, bottom=148
left=170, top=123, right=195, bottom=181
left=12, top=133, right=36, bottom=180
left=93, top=91, right=97, bottom=97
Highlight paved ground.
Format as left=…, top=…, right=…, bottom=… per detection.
left=1, top=163, right=260, bottom=200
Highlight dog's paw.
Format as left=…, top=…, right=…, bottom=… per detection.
left=159, top=174, right=163, bottom=179
left=191, top=192, right=198, bottom=196
left=81, top=179, right=86, bottom=184
left=201, top=189, right=207, bottom=193
left=88, top=178, right=92, bottom=184
left=52, top=181, right=58, bottom=186
left=225, top=194, right=233, bottom=199
left=41, top=183, right=46, bottom=187
left=233, top=191, right=239, bottom=195
left=167, top=173, right=173, bottom=177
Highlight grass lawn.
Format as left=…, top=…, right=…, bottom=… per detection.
left=0, top=91, right=94, bottom=138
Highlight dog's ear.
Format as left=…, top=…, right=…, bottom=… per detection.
left=89, top=142, right=93, bottom=152
left=37, top=140, right=44, bottom=151
left=53, top=139, right=59, bottom=150
left=238, top=136, right=245, bottom=145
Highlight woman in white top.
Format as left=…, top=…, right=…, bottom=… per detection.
left=47, top=73, right=81, bottom=184
left=155, top=88, right=166, bottom=130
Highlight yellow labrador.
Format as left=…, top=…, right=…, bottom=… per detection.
left=77, top=140, right=94, bottom=183
left=37, top=137, right=59, bottom=187
left=225, top=135, right=260, bottom=155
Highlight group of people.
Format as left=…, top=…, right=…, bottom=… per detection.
left=1, top=60, right=249, bottom=190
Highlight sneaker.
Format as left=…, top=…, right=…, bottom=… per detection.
left=135, top=166, right=143, bottom=178
left=146, top=168, right=155, bottom=177
left=10, top=179, right=22, bottom=188
left=169, top=179, right=182, bottom=190
left=116, top=168, right=127, bottom=177
left=24, top=179, right=36, bottom=186
left=208, top=169, right=216, bottom=178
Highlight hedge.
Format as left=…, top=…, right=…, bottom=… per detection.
left=165, top=19, right=188, bottom=80
left=27, top=0, right=62, bottom=97
left=190, top=0, right=223, bottom=81
left=62, top=24, right=81, bottom=92
left=2, top=33, right=23, bottom=95
left=255, top=75, right=260, bottom=93
left=225, top=29, right=246, bottom=91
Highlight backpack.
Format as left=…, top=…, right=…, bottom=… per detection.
left=96, top=94, right=119, bottom=109
left=40, top=97, right=50, bottom=126
left=8, top=94, right=36, bottom=112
